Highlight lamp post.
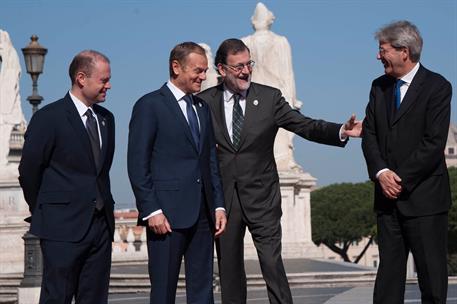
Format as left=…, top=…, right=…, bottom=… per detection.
left=19, top=35, right=47, bottom=292
left=21, top=35, right=47, bottom=114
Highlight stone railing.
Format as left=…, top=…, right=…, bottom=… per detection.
left=112, top=218, right=148, bottom=263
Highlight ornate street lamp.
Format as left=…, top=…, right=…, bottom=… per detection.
left=19, top=35, right=47, bottom=290
left=21, top=35, right=47, bottom=114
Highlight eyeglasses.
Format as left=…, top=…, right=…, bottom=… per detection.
left=378, top=46, right=401, bottom=56
left=223, top=60, right=255, bottom=73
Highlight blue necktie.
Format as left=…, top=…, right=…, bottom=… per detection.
left=183, top=95, right=200, bottom=148
left=395, top=79, right=405, bottom=110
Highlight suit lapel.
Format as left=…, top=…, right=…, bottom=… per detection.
left=239, top=84, right=258, bottom=149
left=160, top=84, right=199, bottom=153
left=94, top=106, right=108, bottom=174
left=212, top=85, right=233, bottom=149
left=63, top=94, right=95, bottom=169
left=393, top=65, right=427, bottom=125
left=384, top=77, right=396, bottom=127
left=194, top=98, right=206, bottom=153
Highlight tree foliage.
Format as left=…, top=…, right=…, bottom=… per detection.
left=311, top=181, right=375, bottom=263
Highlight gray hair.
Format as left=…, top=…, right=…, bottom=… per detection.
left=375, top=20, right=423, bottom=62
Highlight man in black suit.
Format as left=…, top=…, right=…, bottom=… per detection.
left=128, top=42, right=226, bottom=304
left=19, top=50, right=115, bottom=304
left=198, top=38, right=362, bottom=304
left=362, top=20, right=452, bottom=303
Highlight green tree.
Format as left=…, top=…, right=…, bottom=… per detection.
left=311, top=182, right=375, bottom=263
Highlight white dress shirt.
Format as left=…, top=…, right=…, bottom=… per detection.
left=69, top=91, right=102, bottom=149
left=375, top=63, right=420, bottom=179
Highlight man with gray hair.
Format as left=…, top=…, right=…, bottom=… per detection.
left=362, top=20, right=452, bottom=303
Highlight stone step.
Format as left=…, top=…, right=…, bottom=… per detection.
left=107, top=271, right=378, bottom=293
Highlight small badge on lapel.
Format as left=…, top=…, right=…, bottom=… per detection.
left=253, top=100, right=259, bottom=106
left=101, top=120, right=106, bottom=127
left=198, top=102, right=202, bottom=108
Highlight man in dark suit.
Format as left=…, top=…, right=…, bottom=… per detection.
left=198, top=38, right=362, bottom=304
left=362, top=20, right=452, bottom=303
left=127, top=42, right=226, bottom=304
left=19, top=50, right=115, bottom=304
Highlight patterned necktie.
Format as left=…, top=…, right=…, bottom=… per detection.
left=84, top=109, right=104, bottom=210
left=232, top=94, right=244, bottom=150
left=395, top=79, right=405, bottom=110
left=183, top=95, right=200, bottom=148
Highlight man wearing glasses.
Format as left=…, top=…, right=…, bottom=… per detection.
left=362, top=21, right=452, bottom=303
left=198, top=38, right=362, bottom=304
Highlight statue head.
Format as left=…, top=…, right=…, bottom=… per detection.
left=251, top=2, right=275, bottom=31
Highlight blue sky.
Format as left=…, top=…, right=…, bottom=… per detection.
left=2, top=0, right=456, bottom=209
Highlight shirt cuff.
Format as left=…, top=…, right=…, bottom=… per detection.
left=339, top=125, right=348, bottom=142
left=215, top=207, right=226, bottom=213
left=376, top=168, right=389, bottom=179
left=142, top=209, right=163, bottom=221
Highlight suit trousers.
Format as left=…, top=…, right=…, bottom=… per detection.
left=216, top=187, right=292, bottom=304
left=374, top=208, right=448, bottom=304
left=146, top=200, right=214, bottom=304
left=39, top=210, right=112, bottom=304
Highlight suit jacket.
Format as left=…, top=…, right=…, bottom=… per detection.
left=198, top=82, right=345, bottom=221
left=127, top=84, right=224, bottom=229
left=362, top=65, right=452, bottom=216
left=19, top=93, right=116, bottom=242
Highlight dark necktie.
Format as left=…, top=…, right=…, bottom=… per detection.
left=232, top=94, right=244, bottom=150
left=84, top=109, right=103, bottom=210
left=395, top=79, right=405, bottom=110
left=183, top=95, right=200, bottom=148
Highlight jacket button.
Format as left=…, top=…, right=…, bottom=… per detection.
left=197, top=178, right=201, bottom=183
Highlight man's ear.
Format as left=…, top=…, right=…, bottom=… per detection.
left=171, top=60, right=181, bottom=78
left=217, top=63, right=226, bottom=77
left=75, top=71, right=86, bottom=87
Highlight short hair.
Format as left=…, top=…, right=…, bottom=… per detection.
left=214, top=38, right=250, bottom=66
left=69, top=50, right=110, bottom=84
left=375, top=20, right=423, bottom=62
left=169, top=42, right=206, bottom=78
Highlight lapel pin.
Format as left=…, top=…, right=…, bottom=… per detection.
left=101, top=120, right=105, bottom=127
left=198, top=102, right=202, bottom=108
left=253, top=100, right=259, bottom=106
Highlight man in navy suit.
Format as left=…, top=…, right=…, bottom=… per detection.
left=362, top=20, right=452, bottom=303
left=19, top=50, right=115, bottom=304
left=128, top=42, right=226, bottom=304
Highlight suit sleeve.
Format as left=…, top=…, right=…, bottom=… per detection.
left=18, top=110, right=55, bottom=214
left=272, top=88, right=346, bottom=147
left=361, top=84, right=387, bottom=181
left=207, top=108, right=225, bottom=209
left=127, top=96, right=160, bottom=219
left=397, top=80, right=452, bottom=192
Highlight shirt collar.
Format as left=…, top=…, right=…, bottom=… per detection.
left=400, top=62, right=420, bottom=85
left=167, top=80, right=187, bottom=102
left=222, top=84, right=247, bottom=103
left=69, top=91, right=94, bottom=117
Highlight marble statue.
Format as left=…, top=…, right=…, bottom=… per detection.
left=0, top=29, right=26, bottom=178
left=199, top=42, right=219, bottom=92
left=242, top=2, right=302, bottom=171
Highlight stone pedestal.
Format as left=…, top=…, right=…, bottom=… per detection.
left=244, top=170, right=322, bottom=259
left=0, top=178, right=29, bottom=274
left=17, top=287, right=41, bottom=304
